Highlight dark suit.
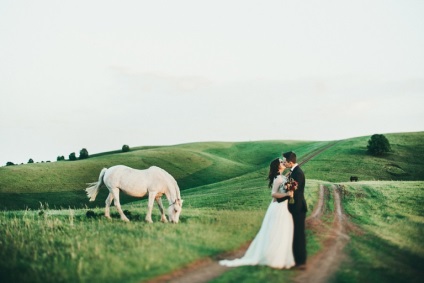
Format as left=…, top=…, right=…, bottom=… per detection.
left=277, top=165, right=307, bottom=265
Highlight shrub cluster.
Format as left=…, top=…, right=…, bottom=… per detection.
left=79, top=148, right=89, bottom=159
left=69, top=152, right=77, bottom=161
left=367, top=134, right=391, bottom=156
left=5, top=143, right=131, bottom=166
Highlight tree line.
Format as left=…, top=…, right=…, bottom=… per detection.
left=5, top=144, right=131, bottom=166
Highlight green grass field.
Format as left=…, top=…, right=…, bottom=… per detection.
left=0, top=132, right=423, bottom=283
left=333, top=181, right=424, bottom=283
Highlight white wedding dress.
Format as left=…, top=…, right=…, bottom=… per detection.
left=219, top=175, right=295, bottom=269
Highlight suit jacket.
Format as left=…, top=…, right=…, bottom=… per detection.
left=277, top=165, right=307, bottom=214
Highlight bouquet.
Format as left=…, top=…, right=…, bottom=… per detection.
left=285, top=178, right=298, bottom=204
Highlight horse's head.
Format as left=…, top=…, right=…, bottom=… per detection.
left=168, top=199, right=183, bottom=223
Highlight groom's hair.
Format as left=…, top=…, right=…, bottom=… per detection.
left=283, top=151, right=297, bottom=163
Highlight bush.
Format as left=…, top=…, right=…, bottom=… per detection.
left=122, top=144, right=130, bottom=152
left=79, top=148, right=89, bottom=159
left=367, top=134, right=391, bottom=156
left=69, top=152, right=77, bottom=161
left=6, top=161, right=15, bottom=166
left=57, top=156, right=65, bottom=161
left=28, top=159, right=34, bottom=164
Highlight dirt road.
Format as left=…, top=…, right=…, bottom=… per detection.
left=293, top=185, right=350, bottom=283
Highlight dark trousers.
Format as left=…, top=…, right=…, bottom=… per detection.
left=292, top=212, right=307, bottom=265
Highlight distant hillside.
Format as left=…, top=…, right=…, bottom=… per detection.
left=0, top=140, right=323, bottom=209
left=303, top=132, right=424, bottom=182
left=0, top=132, right=422, bottom=210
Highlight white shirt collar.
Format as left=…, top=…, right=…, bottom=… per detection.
left=291, top=163, right=298, bottom=171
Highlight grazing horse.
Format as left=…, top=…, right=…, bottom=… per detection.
left=85, top=165, right=183, bottom=223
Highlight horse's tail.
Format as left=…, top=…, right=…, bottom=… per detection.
left=85, top=168, right=107, bottom=201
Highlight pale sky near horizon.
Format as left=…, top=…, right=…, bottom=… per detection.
left=1, top=0, right=423, bottom=165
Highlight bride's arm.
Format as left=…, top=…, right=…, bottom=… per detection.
left=271, top=177, right=291, bottom=199
left=272, top=191, right=291, bottom=198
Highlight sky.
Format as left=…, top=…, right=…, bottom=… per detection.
left=1, top=0, right=423, bottom=165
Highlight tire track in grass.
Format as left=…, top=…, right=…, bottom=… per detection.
left=297, top=141, right=339, bottom=167
left=293, top=184, right=350, bottom=283
left=309, top=184, right=325, bottom=220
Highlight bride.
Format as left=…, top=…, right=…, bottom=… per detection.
left=219, top=158, right=295, bottom=269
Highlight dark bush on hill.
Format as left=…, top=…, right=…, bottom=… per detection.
left=69, top=152, right=77, bottom=161
left=28, top=159, right=34, bottom=164
left=367, top=134, right=391, bottom=156
left=79, top=148, right=89, bottom=159
left=122, top=144, right=130, bottom=152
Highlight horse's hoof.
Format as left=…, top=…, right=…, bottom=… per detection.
left=122, top=218, right=130, bottom=222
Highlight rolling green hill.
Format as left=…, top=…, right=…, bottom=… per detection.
left=303, top=131, right=424, bottom=182
left=0, top=132, right=423, bottom=210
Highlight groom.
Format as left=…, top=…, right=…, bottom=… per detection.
left=277, top=151, right=307, bottom=269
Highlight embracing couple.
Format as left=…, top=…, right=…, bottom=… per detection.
left=220, top=151, right=307, bottom=270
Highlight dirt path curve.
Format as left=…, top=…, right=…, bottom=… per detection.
left=293, top=185, right=350, bottom=283
left=146, top=142, right=342, bottom=283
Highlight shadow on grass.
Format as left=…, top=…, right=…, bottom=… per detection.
left=0, top=189, right=145, bottom=211
left=335, top=233, right=424, bottom=283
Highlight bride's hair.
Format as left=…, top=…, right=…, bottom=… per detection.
left=267, top=158, right=281, bottom=188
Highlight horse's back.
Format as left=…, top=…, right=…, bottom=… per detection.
left=104, top=165, right=144, bottom=187
left=105, top=165, right=137, bottom=179
left=150, top=166, right=176, bottom=178
left=103, top=165, right=174, bottom=190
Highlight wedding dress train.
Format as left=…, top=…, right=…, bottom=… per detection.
left=219, top=198, right=295, bottom=269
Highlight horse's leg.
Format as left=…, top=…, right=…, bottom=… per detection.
left=111, top=188, right=130, bottom=222
left=145, top=193, right=156, bottom=223
left=105, top=192, right=114, bottom=219
left=155, top=196, right=168, bottom=223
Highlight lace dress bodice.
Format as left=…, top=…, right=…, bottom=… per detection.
left=272, top=175, right=288, bottom=195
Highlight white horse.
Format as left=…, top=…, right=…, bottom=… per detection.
left=85, top=165, right=183, bottom=223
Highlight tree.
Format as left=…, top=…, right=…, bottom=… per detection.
left=122, top=144, right=130, bottom=152
left=79, top=148, right=89, bottom=159
left=57, top=156, right=65, bottom=161
left=6, top=161, right=15, bottom=166
left=69, top=152, right=77, bottom=161
left=28, top=158, right=34, bottom=164
left=367, top=134, right=391, bottom=156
